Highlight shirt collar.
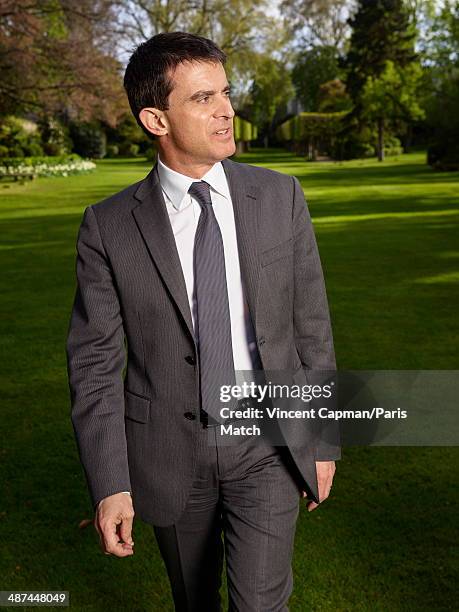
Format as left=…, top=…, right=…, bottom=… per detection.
left=157, top=153, right=230, bottom=210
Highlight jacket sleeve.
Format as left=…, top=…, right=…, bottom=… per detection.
left=66, top=205, right=132, bottom=509
left=291, top=176, right=341, bottom=461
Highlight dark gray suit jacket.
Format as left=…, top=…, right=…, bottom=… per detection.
left=66, top=157, right=340, bottom=527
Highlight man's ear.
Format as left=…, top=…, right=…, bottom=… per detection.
left=139, top=108, right=169, bottom=138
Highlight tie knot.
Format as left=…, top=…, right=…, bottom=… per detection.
left=188, top=181, right=212, bottom=209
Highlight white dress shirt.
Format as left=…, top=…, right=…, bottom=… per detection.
left=156, top=154, right=261, bottom=373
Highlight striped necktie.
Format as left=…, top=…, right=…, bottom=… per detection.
left=189, top=180, right=235, bottom=424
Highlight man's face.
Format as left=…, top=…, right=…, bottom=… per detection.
left=155, top=60, right=236, bottom=169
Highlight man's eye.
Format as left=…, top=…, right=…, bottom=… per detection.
left=199, top=96, right=210, bottom=103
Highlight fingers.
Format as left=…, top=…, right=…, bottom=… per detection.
left=319, top=477, right=333, bottom=503
left=95, top=495, right=135, bottom=558
left=316, top=461, right=335, bottom=503
left=99, top=516, right=134, bottom=557
left=119, top=514, right=134, bottom=546
left=302, top=460, right=337, bottom=511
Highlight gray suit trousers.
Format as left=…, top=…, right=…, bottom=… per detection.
left=153, top=421, right=303, bottom=612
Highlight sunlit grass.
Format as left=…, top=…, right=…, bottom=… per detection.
left=1, top=150, right=458, bottom=611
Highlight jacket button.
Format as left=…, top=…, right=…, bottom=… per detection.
left=184, top=412, right=196, bottom=420
left=185, top=355, right=196, bottom=365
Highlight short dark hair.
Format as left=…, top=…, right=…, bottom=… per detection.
left=124, top=32, right=227, bottom=139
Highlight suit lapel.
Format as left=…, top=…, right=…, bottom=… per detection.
left=132, top=163, right=195, bottom=343
left=221, top=158, right=261, bottom=329
left=131, top=158, right=261, bottom=342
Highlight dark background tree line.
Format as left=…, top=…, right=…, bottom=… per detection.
left=0, top=0, right=458, bottom=168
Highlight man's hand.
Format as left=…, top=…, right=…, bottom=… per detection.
left=302, top=461, right=336, bottom=512
left=94, top=492, right=135, bottom=557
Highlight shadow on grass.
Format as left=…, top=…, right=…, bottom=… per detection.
left=1, top=154, right=458, bottom=610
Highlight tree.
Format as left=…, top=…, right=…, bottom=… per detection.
left=343, top=0, right=417, bottom=105
left=245, top=55, right=295, bottom=146
left=280, top=0, right=356, bottom=53
left=421, top=1, right=459, bottom=169
left=0, top=0, right=127, bottom=124
left=341, top=0, right=419, bottom=159
left=113, top=0, right=288, bottom=112
left=291, top=46, right=340, bottom=111
left=410, top=0, right=458, bottom=69
left=360, top=60, right=424, bottom=161
left=318, top=79, right=352, bottom=112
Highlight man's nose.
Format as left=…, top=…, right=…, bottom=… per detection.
left=214, top=94, right=235, bottom=118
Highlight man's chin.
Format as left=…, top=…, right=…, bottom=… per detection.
left=215, top=140, right=236, bottom=161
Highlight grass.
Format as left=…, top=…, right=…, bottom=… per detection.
left=1, top=150, right=458, bottom=611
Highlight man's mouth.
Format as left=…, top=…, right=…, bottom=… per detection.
left=213, top=128, right=231, bottom=137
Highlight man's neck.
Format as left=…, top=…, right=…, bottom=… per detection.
left=157, top=151, right=219, bottom=179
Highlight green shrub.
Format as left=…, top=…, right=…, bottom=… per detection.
left=69, top=122, right=106, bottom=158
left=27, top=142, right=45, bottom=156
left=104, top=114, right=152, bottom=156
left=118, top=142, right=140, bottom=157
left=38, top=116, right=71, bottom=156
left=383, top=135, right=403, bottom=156
left=340, top=129, right=375, bottom=159
left=0, top=116, right=43, bottom=157
left=127, top=143, right=139, bottom=157
left=427, top=141, right=459, bottom=171
left=106, top=144, right=119, bottom=158
left=145, top=147, right=157, bottom=162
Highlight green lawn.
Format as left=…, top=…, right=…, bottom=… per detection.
left=1, top=150, right=458, bottom=611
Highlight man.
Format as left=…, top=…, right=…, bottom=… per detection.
left=66, top=31, right=339, bottom=611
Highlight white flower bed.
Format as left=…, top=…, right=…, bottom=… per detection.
left=0, top=158, right=96, bottom=180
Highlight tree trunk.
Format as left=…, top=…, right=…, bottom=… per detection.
left=403, top=124, right=412, bottom=153
left=263, top=134, right=269, bottom=148
left=377, top=118, right=384, bottom=162
left=235, top=141, right=245, bottom=155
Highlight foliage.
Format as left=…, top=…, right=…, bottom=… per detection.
left=0, top=1, right=127, bottom=124
left=115, top=0, right=289, bottom=113
left=37, top=116, right=72, bottom=156
left=360, top=60, right=424, bottom=159
left=380, top=135, right=403, bottom=156
left=122, top=143, right=140, bottom=157
left=276, top=111, right=349, bottom=159
left=426, top=70, right=459, bottom=170
left=0, top=116, right=44, bottom=157
left=427, top=140, right=459, bottom=171
left=0, top=154, right=96, bottom=180
left=413, top=0, right=459, bottom=68
left=421, top=1, right=459, bottom=170
left=338, top=122, right=375, bottom=159
left=145, top=147, right=158, bottom=162
left=277, top=112, right=348, bottom=140
left=343, top=0, right=417, bottom=105
left=246, top=56, right=295, bottom=137
left=318, top=79, right=352, bottom=112
left=105, top=145, right=120, bottom=158
left=342, top=0, right=419, bottom=160
left=291, top=46, right=341, bottom=111
left=280, top=0, right=356, bottom=52
left=104, top=114, right=152, bottom=155
left=234, top=116, right=258, bottom=141
left=69, top=123, right=107, bottom=159
left=361, top=61, right=424, bottom=122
